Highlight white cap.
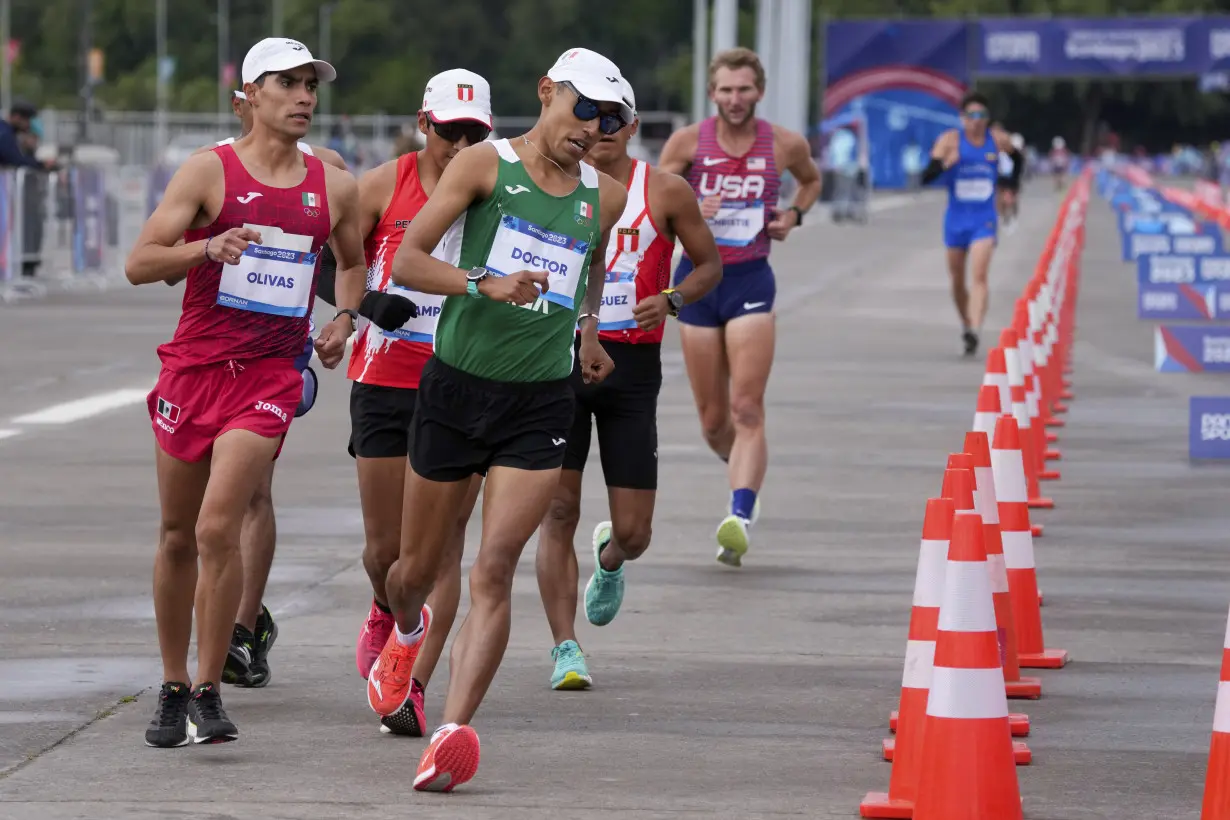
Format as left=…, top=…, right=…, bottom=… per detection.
left=1011, top=133, right=1024, bottom=150
left=619, top=76, right=637, bottom=119
left=547, top=48, right=634, bottom=125
left=233, top=90, right=247, bottom=101
left=241, top=38, right=337, bottom=85
left=421, top=68, right=493, bottom=129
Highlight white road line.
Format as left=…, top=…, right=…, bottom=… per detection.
left=0, top=428, right=21, bottom=441
left=11, top=388, right=151, bottom=425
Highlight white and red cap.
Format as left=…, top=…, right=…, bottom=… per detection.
left=547, top=48, right=634, bottom=124
left=242, top=38, right=337, bottom=85
left=422, top=69, right=493, bottom=129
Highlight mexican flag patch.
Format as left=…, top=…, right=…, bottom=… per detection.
left=575, top=201, right=592, bottom=219
left=302, top=192, right=320, bottom=207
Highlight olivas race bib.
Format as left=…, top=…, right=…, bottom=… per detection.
left=216, top=224, right=315, bottom=317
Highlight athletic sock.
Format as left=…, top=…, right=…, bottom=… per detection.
left=731, top=488, right=757, bottom=522
left=395, top=616, right=424, bottom=647
left=432, top=722, right=460, bottom=742
left=374, top=599, right=392, bottom=615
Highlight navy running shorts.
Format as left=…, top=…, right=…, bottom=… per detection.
left=674, top=256, right=775, bottom=328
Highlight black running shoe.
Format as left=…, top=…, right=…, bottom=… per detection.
left=221, top=624, right=254, bottom=685
left=144, top=681, right=191, bottom=748
left=187, top=682, right=238, bottom=744
left=239, top=605, right=278, bottom=689
left=962, top=329, right=980, bottom=358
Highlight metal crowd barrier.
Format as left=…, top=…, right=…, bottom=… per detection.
left=0, top=164, right=121, bottom=303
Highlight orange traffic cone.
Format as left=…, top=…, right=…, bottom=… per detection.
left=947, top=452, right=1041, bottom=704
left=974, top=383, right=1043, bottom=538
left=1200, top=604, right=1230, bottom=819
left=983, top=346, right=1012, bottom=421
left=1010, top=383, right=1053, bottom=510
left=862, top=497, right=955, bottom=818
left=992, top=415, right=1069, bottom=669
left=912, top=510, right=1024, bottom=820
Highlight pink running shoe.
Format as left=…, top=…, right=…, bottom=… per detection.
left=380, top=679, right=426, bottom=736
left=356, top=600, right=395, bottom=679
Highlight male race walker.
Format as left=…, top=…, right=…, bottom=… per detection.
left=535, top=76, right=722, bottom=689
left=658, top=46, right=822, bottom=568
left=369, top=48, right=633, bottom=791
left=126, top=37, right=367, bottom=748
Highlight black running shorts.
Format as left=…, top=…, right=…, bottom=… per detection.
left=348, top=381, right=417, bottom=459
left=409, top=356, right=575, bottom=482
left=562, top=339, right=661, bottom=490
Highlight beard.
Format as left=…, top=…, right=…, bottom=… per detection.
left=717, top=100, right=757, bottom=126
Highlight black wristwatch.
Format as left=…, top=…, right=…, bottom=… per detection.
left=466, top=267, right=491, bottom=299
left=333, top=308, right=359, bottom=326
left=789, top=205, right=805, bottom=226
left=662, top=288, right=684, bottom=317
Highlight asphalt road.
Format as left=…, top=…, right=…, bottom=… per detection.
left=0, top=185, right=1226, bottom=819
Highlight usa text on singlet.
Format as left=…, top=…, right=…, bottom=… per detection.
left=684, top=116, right=780, bottom=265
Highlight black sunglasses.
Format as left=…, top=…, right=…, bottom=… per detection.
left=558, top=82, right=626, bottom=136
left=430, top=118, right=491, bottom=145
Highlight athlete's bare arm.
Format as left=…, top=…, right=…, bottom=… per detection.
left=575, top=172, right=629, bottom=384
left=391, top=143, right=498, bottom=296
left=357, top=159, right=399, bottom=242
left=314, top=164, right=366, bottom=369
left=324, top=164, right=366, bottom=316
left=126, top=153, right=255, bottom=286
left=769, top=127, right=822, bottom=240
left=932, top=129, right=960, bottom=167
left=657, top=123, right=700, bottom=177
left=659, top=171, right=721, bottom=304
left=312, top=145, right=349, bottom=172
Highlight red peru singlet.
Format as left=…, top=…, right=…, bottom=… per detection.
left=347, top=152, right=464, bottom=389
left=595, top=159, right=675, bottom=344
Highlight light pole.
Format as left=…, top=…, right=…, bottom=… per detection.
left=319, top=2, right=336, bottom=118
left=691, top=0, right=707, bottom=123
left=1, top=0, right=11, bottom=118
left=155, top=0, right=167, bottom=154
left=217, top=0, right=229, bottom=115
left=271, top=0, right=283, bottom=36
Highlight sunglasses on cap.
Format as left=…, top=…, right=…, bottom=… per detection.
left=429, top=117, right=491, bottom=146
left=557, top=82, right=626, bottom=136
left=962, top=109, right=989, bottom=120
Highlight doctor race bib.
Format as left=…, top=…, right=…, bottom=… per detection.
left=708, top=200, right=765, bottom=248
left=217, top=224, right=316, bottom=317
left=955, top=177, right=994, bottom=203
left=484, top=215, right=590, bottom=310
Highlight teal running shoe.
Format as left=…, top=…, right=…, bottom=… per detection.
left=584, top=521, right=625, bottom=626
left=550, top=640, right=592, bottom=690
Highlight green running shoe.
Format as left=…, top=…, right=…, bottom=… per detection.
left=550, top=640, right=592, bottom=690
left=584, top=521, right=625, bottom=626
left=715, top=514, right=750, bottom=568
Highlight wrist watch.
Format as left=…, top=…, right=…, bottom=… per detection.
left=466, top=267, right=491, bottom=299
left=333, top=308, right=359, bottom=326
left=662, top=288, right=684, bottom=317
left=789, top=205, right=805, bottom=226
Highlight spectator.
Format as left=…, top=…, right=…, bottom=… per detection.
left=1, top=100, right=55, bottom=170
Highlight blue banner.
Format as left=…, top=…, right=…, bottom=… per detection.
left=824, top=21, right=970, bottom=190
left=1138, top=282, right=1218, bottom=320
left=1118, top=210, right=1217, bottom=237
left=978, top=17, right=1230, bottom=78
left=1137, top=255, right=1230, bottom=285
left=72, top=167, right=106, bottom=273
left=1155, top=325, right=1230, bottom=372
left=1191, top=397, right=1230, bottom=459
left=1122, top=231, right=1223, bottom=261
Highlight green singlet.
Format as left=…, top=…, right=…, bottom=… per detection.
left=433, top=138, right=602, bottom=382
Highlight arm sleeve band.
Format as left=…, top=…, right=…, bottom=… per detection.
left=921, top=158, right=946, bottom=185
left=315, top=244, right=338, bottom=307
